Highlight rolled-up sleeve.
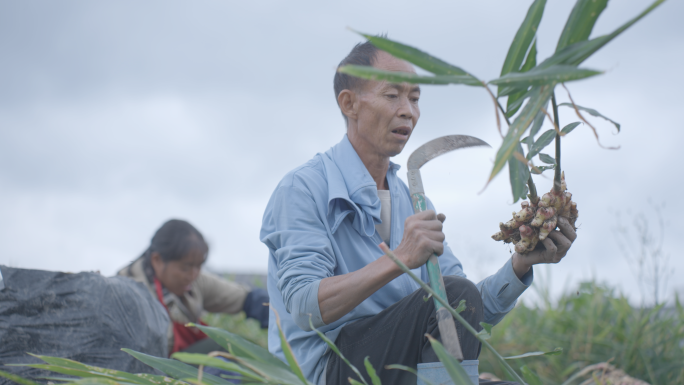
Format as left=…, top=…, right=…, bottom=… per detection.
left=476, top=258, right=533, bottom=325
left=261, top=183, right=333, bottom=331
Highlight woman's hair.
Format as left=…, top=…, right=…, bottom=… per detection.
left=141, top=219, right=209, bottom=263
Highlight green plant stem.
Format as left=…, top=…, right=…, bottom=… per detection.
left=496, top=99, right=511, bottom=126
left=380, top=244, right=527, bottom=385
left=496, top=98, right=539, bottom=202
left=551, top=92, right=562, bottom=192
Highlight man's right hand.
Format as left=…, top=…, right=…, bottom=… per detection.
left=393, top=210, right=446, bottom=270
left=318, top=210, right=447, bottom=326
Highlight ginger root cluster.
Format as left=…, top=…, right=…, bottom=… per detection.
left=492, top=172, right=578, bottom=253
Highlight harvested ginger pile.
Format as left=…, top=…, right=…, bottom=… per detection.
left=492, top=172, right=578, bottom=253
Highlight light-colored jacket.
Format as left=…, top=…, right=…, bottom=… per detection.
left=117, top=258, right=250, bottom=350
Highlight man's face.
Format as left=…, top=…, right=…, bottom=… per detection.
left=349, top=51, right=420, bottom=158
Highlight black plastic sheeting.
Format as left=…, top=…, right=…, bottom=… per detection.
left=0, top=266, right=170, bottom=384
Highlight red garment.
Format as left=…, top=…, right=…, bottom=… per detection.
left=154, top=278, right=208, bottom=354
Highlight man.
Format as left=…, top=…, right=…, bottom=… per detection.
left=260, top=40, right=576, bottom=385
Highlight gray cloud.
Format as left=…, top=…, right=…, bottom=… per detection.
left=0, top=0, right=681, bottom=304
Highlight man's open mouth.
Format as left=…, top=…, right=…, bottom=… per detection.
left=391, top=127, right=411, bottom=137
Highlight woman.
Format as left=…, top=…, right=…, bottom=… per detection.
left=118, top=219, right=268, bottom=355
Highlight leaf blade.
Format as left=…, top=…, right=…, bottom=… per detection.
left=353, top=31, right=476, bottom=78
left=500, top=0, right=546, bottom=78
left=504, top=347, right=563, bottom=360
left=558, top=103, right=620, bottom=132
left=525, top=106, right=547, bottom=151
left=489, top=65, right=602, bottom=87
left=122, top=349, right=229, bottom=385
left=488, top=85, right=553, bottom=185
left=338, top=65, right=482, bottom=86
left=425, top=335, right=472, bottom=385
left=527, top=129, right=556, bottom=160
left=508, top=144, right=530, bottom=203
left=556, top=0, right=609, bottom=52
left=187, top=324, right=289, bottom=371
left=170, top=353, right=264, bottom=383
left=363, top=357, right=381, bottom=385
left=271, top=307, right=310, bottom=385
left=538, top=0, right=666, bottom=68
left=506, top=40, right=538, bottom=116
left=308, top=318, right=368, bottom=385
left=538, top=153, right=556, bottom=165
left=0, top=369, right=42, bottom=385
left=561, top=121, right=581, bottom=134
left=521, top=365, right=543, bottom=385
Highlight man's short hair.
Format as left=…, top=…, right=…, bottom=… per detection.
left=333, top=39, right=381, bottom=123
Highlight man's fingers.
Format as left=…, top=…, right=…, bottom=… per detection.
left=437, top=213, right=446, bottom=223
left=547, top=230, right=571, bottom=254
left=419, top=219, right=443, bottom=233
left=541, top=237, right=557, bottom=257
left=556, top=217, right=577, bottom=242
left=416, top=210, right=437, bottom=220
left=432, top=240, right=444, bottom=256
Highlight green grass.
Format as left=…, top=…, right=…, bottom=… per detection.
left=479, top=281, right=684, bottom=384
left=203, top=311, right=268, bottom=349
left=204, top=280, right=683, bottom=384
left=206, top=280, right=684, bottom=384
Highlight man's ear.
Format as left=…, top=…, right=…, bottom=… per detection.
left=337, top=89, right=358, bottom=121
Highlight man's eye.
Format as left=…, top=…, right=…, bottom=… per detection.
left=411, top=97, right=420, bottom=103
left=386, top=94, right=398, bottom=99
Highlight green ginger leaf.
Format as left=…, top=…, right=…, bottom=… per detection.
left=489, top=85, right=553, bottom=186
left=561, top=121, right=581, bottom=134
left=504, top=347, right=563, bottom=360
left=338, top=65, right=480, bottom=86
left=426, top=335, right=473, bottom=385
left=506, top=40, right=538, bottom=117
left=558, top=103, right=620, bottom=132
left=509, top=143, right=530, bottom=203
left=188, top=323, right=289, bottom=371
left=489, top=65, right=602, bottom=87
left=538, top=0, right=666, bottom=69
left=527, top=129, right=556, bottom=160
left=556, top=0, right=608, bottom=52
left=538, top=153, right=556, bottom=165
left=500, top=0, right=546, bottom=81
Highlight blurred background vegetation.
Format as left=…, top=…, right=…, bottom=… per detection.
left=479, top=281, right=684, bottom=384
left=205, top=278, right=683, bottom=384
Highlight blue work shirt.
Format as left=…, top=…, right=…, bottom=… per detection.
left=260, top=135, right=533, bottom=384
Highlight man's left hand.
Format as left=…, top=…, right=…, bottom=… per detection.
left=511, top=216, right=577, bottom=279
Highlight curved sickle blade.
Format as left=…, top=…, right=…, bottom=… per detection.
left=407, top=135, right=490, bottom=171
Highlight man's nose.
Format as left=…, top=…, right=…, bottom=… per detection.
left=397, top=96, right=414, bottom=120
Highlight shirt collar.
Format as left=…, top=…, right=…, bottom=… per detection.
left=320, top=134, right=401, bottom=236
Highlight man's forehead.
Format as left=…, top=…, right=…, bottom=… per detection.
left=373, top=51, right=415, bottom=73
left=384, top=83, right=421, bottom=93
left=370, top=51, right=420, bottom=93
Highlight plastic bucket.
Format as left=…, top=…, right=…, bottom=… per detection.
left=416, top=360, right=479, bottom=385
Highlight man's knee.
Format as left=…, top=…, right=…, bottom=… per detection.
left=443, top=276, right=483, bottom=317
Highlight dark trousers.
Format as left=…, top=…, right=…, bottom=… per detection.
left=325, top=276, right=516, bottom=385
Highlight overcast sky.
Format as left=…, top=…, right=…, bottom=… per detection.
left=0, top=0, right=682, bottom=305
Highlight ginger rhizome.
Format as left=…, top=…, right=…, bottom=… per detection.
left=492, top=172, right=578, bottom=253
